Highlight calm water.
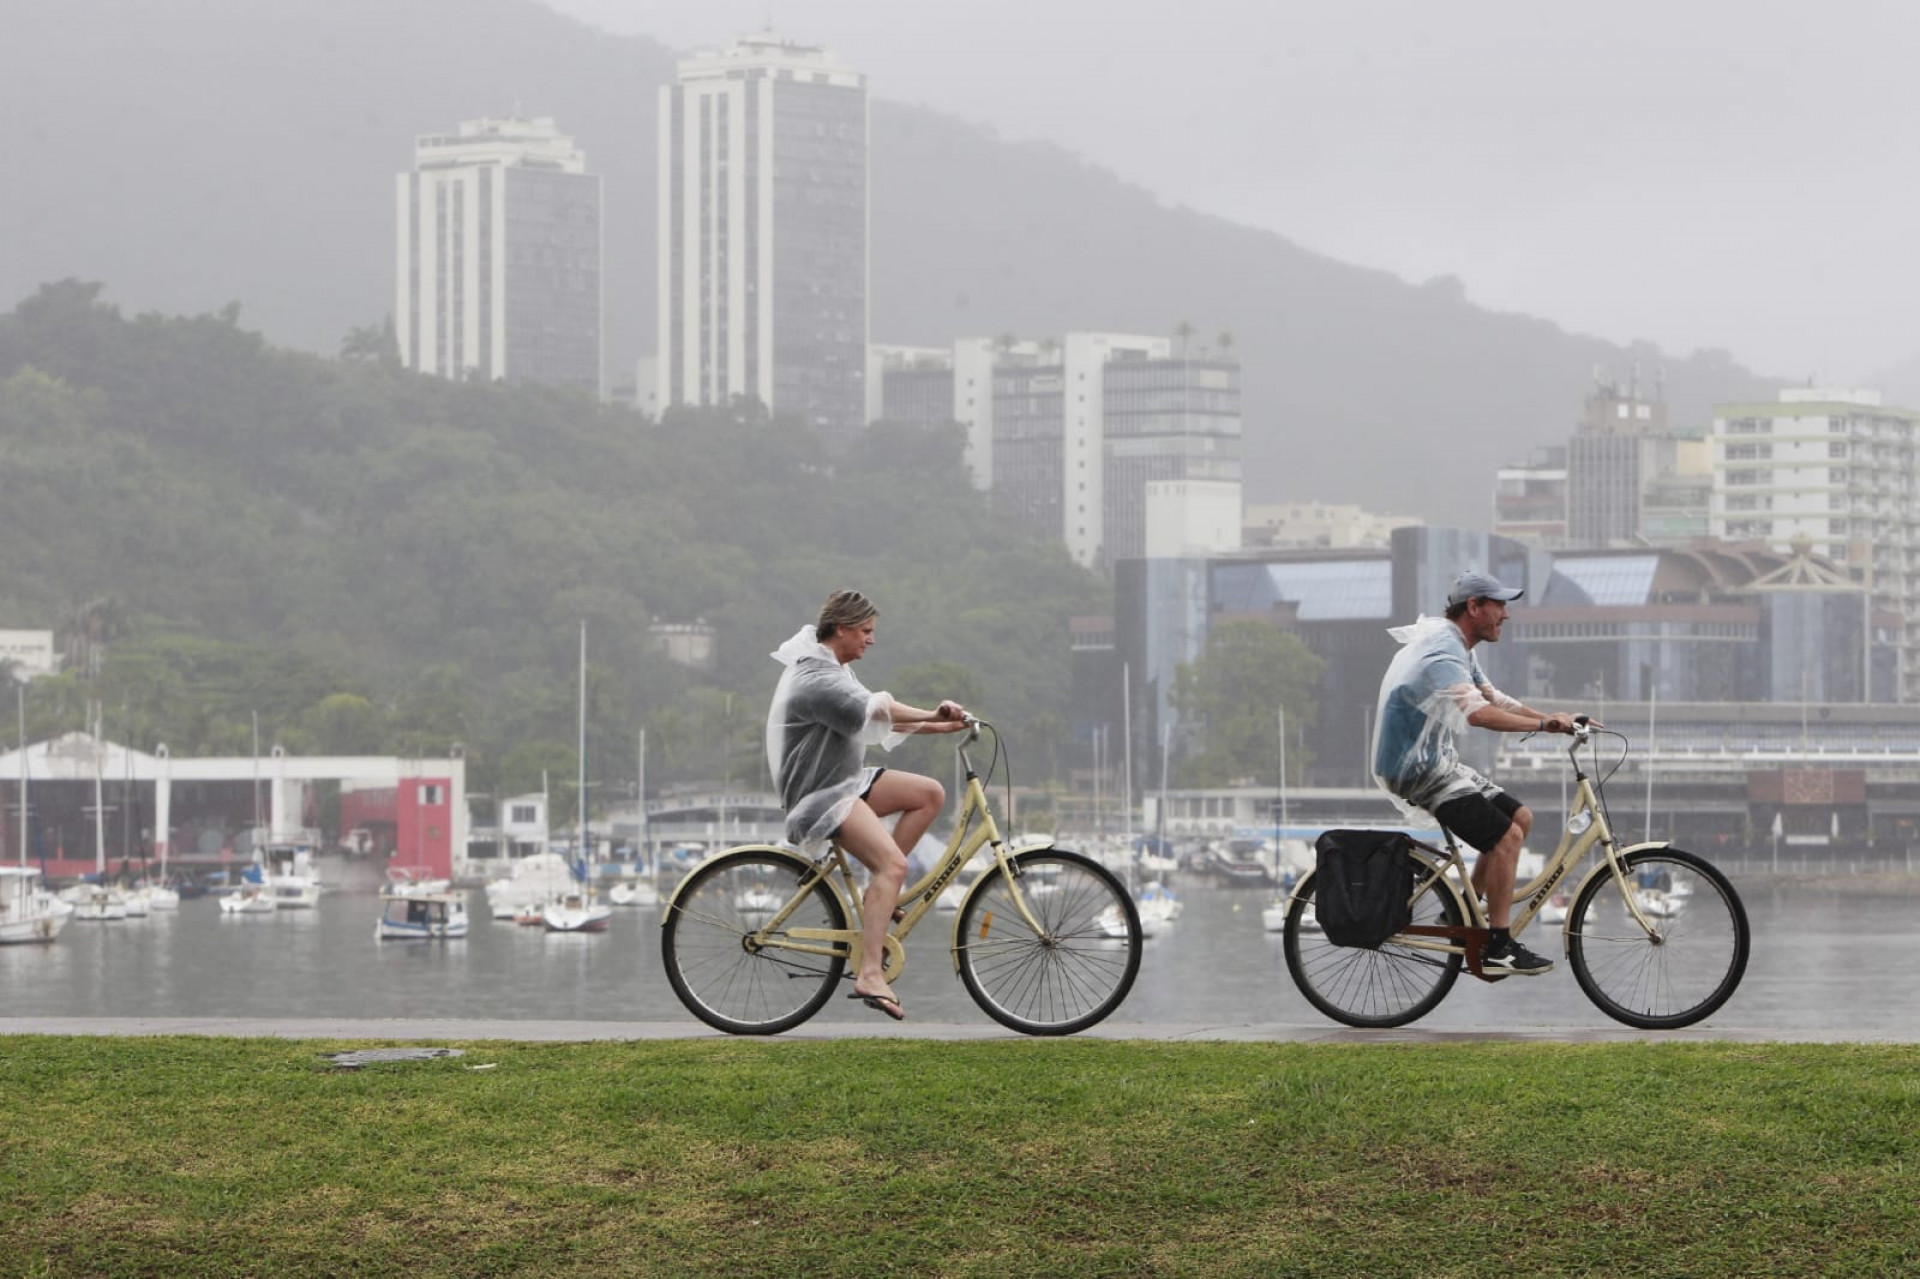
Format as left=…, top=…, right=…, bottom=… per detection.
left=4, top=865, right=1914, bottom=1037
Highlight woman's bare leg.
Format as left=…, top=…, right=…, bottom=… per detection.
left=865, top=771, right=947, bottom=863
left=835, top=800, right=910, bottom=1002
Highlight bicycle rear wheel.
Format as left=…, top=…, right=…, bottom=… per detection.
left=955, top=849, right=1142, bottom=1035
left=661, top=848, right=849, bottom=1035
left=1567, top=847, right=1748, bottom=1030
left=1283, top=857, right=1464, bottom=1028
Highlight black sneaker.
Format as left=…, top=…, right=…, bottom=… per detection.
left=1483, top=935, right=1554, bottom=976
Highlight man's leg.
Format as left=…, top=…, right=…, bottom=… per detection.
left=1468, top=801, right=1532, bottom=926
left=835, top=800, right=910, bottom=1003
left=1441, top=791, right=1552, bottom=974
left=1474, top=806, right=1532, bottom=930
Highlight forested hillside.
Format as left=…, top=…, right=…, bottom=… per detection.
left=0, top=284, right=1109, bottom=806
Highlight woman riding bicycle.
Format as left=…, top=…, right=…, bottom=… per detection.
left=766, top=589, right=969, bottom=1021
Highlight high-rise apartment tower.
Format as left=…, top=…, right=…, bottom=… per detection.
left=656, top=34, right=868, bottom=436
left=395, top=117, right=602, bottom=395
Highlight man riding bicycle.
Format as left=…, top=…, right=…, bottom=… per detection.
left=1371, top=570, right=1598, bottom=975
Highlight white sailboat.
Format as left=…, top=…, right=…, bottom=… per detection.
left=544, top=622, right=611, bottom=935
left=64, top=882, right=129, bottom=921
left=608, top=728, right=661, bottom=908
left=483, top=851, right=576, bottom=919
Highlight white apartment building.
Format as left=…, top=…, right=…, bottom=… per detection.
left=395, top=116, right=602, bottom=396
left=1710, top=387, right=1920, bottom=699
left=872, top=333, right=1243, bottom=570
left=658, top=34, right=868, bottom=438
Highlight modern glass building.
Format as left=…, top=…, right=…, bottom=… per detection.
left=395, top=117, right=602, bottom=396
left=657, top=34, right=867, bottom=440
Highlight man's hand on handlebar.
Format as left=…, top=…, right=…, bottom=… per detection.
left=1542, top=712, right=1603, bottom=734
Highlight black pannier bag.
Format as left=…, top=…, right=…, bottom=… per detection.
left=1313, top=829, right=1414, bottom=949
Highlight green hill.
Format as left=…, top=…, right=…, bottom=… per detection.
left=0, top=283, right=1107, bottom=805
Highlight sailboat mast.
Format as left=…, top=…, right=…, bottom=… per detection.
left=15, top=681, right=26, bottom=868
left=92, top=703, right=106, bottom=875
left=578, top=621, right=588, bottom=870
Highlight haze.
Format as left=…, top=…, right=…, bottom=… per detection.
left=553, top=0, right=1920, bottom=383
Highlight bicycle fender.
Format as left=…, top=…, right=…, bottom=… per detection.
left=947, top=845, right=1059, bottom=975
left=659, top=844, right=829, bottom=923
left=1563, top=840, right=1672, bottom=913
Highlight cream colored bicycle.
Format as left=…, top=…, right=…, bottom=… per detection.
left=1284, top=718, right=1750, bottom=1029
left=661, top=719, right=1144, bottom=1035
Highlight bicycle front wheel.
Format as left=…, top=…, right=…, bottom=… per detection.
left=955, top=849, right=1142, bottom=1035
left=1567, top=847, right=1749, bottom=1030
left=661, top=849, right=849, bottom=1035
left=1283, top=858, right=1464, bottom=1028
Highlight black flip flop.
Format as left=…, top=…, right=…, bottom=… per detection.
left=848, top=991, right=905, bottom=1021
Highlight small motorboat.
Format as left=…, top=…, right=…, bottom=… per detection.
left=376, top=892, right=469, bottom=940
left=542, top=892, right=612, bottom=933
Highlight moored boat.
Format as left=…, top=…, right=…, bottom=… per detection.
left=375, top=891, right=469, bottom=940
left=541, top=892, right=612, bottom=933
left=267, top=845, right=323, bottom=909
left=484, top=851, right=579, bottom=920
left=62, top=883, right=130, bottom=921
left=607, top=879, right=660, bottom=908
left=216, top=885, right=276, bottom=914
left=1, top=867, right=73, bottom=944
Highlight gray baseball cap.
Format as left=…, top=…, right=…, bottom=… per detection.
left=1448, top=571, right=1524, bottom=607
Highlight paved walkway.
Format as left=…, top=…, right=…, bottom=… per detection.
left=0, top=1016, right=1890, bottom=1044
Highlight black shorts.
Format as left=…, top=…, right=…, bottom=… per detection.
left=1433, top=789, right=1523, bottom=855
left=861, top=767, right=886, bottom=800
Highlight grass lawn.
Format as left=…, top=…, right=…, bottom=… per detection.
left=1, top=1036, right=1915, bottom=1276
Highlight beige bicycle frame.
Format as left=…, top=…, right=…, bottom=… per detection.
left=1393, top=765, right=1672, bottom=964
left=689, top=748, right=1053, bottom=984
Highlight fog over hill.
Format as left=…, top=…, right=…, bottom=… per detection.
left=2, top=0, right=1779, bottom=527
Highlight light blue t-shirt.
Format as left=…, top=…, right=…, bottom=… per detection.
left=1371, top=617, right=1497, bottom=814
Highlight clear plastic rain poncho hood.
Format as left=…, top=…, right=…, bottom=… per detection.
left=765, top=625, right=908, bottom=848
left=1370, top=615, right=1516, bottom=817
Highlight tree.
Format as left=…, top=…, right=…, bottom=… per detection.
left=1169, top=619, right=1324, bottom=788
left=340, top=316, right=399, bottom=366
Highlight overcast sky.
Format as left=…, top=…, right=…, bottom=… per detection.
left=545, top=0, right=1920, bottom=384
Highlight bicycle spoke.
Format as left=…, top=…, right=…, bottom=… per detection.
left=662, top=851, right=848, bottom=1035
left=1284, top=856, right=1463, bottom=1028
left=1568, top=850, right=1749, bottom=1030
left=956, top=851, right=1141, bottom=1035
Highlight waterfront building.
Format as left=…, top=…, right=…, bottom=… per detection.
left=1101, top=529, right=1912, bottom=850
left=1243, top=500, right=1423, bottom=550
left=1492, top=446, right=1570, bottom=548
left=657, top=34, right=868, bottom=438
left=395, top=116, right=602, bottom=395
left=1709, top=388, right=1920, bottom=701
left=1498, top=377, right=1709, bottom=551
left=872, top=332, right=1242, bottom=571
left=0, top=735, right=467, bottom=882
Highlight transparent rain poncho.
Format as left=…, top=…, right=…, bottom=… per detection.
left=1370, top=615, right=1519, bottom=817
left=765, top=625, right=909, bottom=849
